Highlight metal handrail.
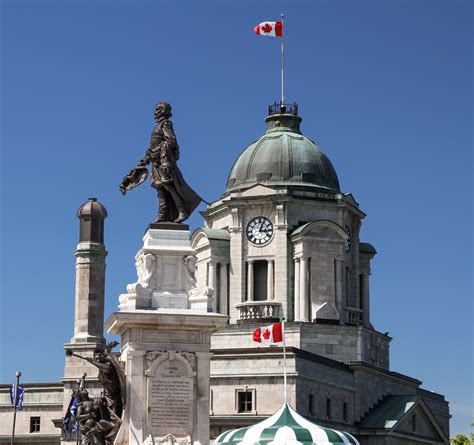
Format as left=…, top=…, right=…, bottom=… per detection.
left=268, top=101, right=298, bottom=116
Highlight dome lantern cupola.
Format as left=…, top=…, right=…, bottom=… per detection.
left=265, top=102, right=302, bottom=134
left=77, top=197, right=108, bottom=243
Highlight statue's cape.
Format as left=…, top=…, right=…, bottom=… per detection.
left=108, top=353, right=126, bottom=413
left=119, top=166, right=149, bottom=194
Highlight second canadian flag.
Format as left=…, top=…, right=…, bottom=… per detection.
left=252, top=322, right=283, bottom=345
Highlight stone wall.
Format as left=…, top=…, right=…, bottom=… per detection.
left=211, top=322, right=390, bottom=369
left=350, top=365, right=420, bottom=423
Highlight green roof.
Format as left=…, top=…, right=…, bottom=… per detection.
left=199, top=228, right=230, bottom=241
left=226, top=127, right=340, bottom=193
left=359, top=242, right=377, bottom=254
left=359, top=396, right=421, bottom=429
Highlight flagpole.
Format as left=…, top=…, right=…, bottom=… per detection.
left=76, top=373, right=86, bottom=445
left=75, top=379, right=81, bottom=445
left=282, top=320, right=288, bottom=404
left=281, top=13, right=285, bottom=107
left=11, top=371, right=21, bottom=445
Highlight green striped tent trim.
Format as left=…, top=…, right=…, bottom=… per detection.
left=215, top=404, right=359, bottom=445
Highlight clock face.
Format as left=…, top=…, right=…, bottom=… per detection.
left=246, top=217, right=273, bottom=246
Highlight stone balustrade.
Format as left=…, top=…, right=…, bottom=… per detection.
left=235, top=301, right=283, bottom=323
left=345, top=307, right=363, bottom=325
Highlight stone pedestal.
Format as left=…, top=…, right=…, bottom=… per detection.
left=119, top=224, right=213, bottom=312
left=106, top=310, right=227, bottom=445
left=110, top=224, right=228, bottom=445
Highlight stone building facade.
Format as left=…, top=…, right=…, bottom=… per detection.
left=192, top=106, right=450, bottom=444
left=0, top=105, right=450, bottom=444
left=0, top=383, right=63, bottom=444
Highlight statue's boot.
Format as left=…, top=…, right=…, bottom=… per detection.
left=174, top=207, right=189, bottom=223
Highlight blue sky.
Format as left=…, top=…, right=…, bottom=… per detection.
left=1, top=0, right=472, bottom=438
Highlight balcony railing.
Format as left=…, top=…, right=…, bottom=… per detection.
left=236, top=301, right=283, bottom=323
left=268, top=101, right=298, bottom=116
left=345, top=307, right=363, bottom=325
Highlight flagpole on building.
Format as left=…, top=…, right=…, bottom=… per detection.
left=11, top=371, right=21, bottom=445
left=282, top=319, right=288, bottom=404
left=281, top=13, right=285, bottom=107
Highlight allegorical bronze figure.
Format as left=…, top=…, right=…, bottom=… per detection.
left=120, top=102, right=201, bottom=223
left=66, top=342, right=126, bottom=445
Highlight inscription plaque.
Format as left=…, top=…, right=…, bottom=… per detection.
left=148, top=355, right=194, bottom=438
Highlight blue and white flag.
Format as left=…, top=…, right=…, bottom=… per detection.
left=9, top=384, right=24, bottom=410
left=62, top=395, right=78, bottom=434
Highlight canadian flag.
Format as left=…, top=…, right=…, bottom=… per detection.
left=254, top=21, right=283, bottom=38
left=253, top=322, right=283, bottom=345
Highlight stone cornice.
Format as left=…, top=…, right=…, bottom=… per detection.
left=105, top=309, right=228, bottom=336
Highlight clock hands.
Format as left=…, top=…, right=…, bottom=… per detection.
left=246, top=217, right=273, bottom=246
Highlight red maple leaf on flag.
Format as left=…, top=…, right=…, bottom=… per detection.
left=263, top=329, right=271, bottom=340
left=261, top=23, right=273, bottom=33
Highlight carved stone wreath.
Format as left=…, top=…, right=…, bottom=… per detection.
left=144, top=351, right=196, bottom=372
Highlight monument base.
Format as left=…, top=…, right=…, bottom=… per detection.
left=105, top=309, right=228, bottom=445
left=118, top=225, right=214, bottom=312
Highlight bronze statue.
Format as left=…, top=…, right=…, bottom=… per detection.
left=75, top=389, right=114, bottom=445
left=66, top=342, right=125, bottom=445
left=120, top=102, right=201, bottom=223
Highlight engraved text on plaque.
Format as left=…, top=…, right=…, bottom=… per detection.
left=148, top=354, right=194, bottom=438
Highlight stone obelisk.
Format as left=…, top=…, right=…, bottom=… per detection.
left=106, top=223, right=228, bottom=445
left=62, top=198, right=108, bottom=442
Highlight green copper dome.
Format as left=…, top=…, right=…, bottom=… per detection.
left=226, top=111, right=340, bottom=193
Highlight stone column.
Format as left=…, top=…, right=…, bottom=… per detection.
left=220, top=262, right=228, bottom=315
left=267, top=259, right=274, bottom=300
left=299, top=257, right=309, bottom=322
left=335, top=258, right=344, bottom=324
left=72, top=242, right=107, bottom=343
left=294, top=259, right=300, bottom=321
left=125, top=349, right=147, bottom=445
left=361, top=272, right=371, bottom=327
left=247, top=260, right=254, bottom=301
left=195, top=351, right=213, bottom=445
left=71, top=198, right=108, bottom=344
left=229, top=207, right=243, bottom=320
left=63, top=198, right=108, bottom=434
left=208, top=261, right=216, bottom=289
left=208, top=261, right=216, bottom=311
